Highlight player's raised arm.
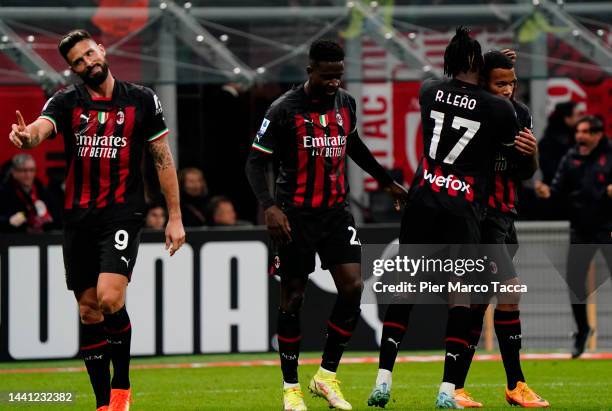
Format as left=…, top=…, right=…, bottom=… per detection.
left=149, top=137, right=185, bottom=256
left=8, top=110, right=54, bottom=149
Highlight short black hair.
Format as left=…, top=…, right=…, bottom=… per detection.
left=483, top=50, right=514, bottom=81
left=58, top=29, right=94, bottom=62
left=443, top=26, right=483, bottom=77
left=555, top=101, right=578, bottom=119
left=309, top=39, right=344, bottom=64
left=576, top=115, right=604, bottom=134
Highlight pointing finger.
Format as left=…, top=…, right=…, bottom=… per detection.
left=16, top=110, right=26, bottom=129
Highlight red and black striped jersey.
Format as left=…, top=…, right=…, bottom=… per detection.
left=408, top=78, right=520, bottom=219
left=39, top=80, right=168, bottom=225
left=487, top=99, right=535, bottom=217
left=248, top=85, right=379, bottom=209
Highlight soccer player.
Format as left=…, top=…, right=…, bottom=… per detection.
left=245, top=39, right=408, bottom=411
left=452, top=50, right=549, bottom=408
left=367, top=27, right=523, bottom=409
left=8, top=30, right=185, bottom=411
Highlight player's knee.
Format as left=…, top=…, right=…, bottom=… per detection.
left=497, top=278, right=522, bottom=306
left=281, top=292, right=305, bottom=313
left=98, top=291, right=124, bottom=314
left=79, top=304, right=103, bottom=324
left=496, top=303, right=519, bottom=312
left=340, top=277, right=363, bottom=298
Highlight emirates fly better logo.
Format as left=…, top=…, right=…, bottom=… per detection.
left=74, top=110, right=127, bottom=159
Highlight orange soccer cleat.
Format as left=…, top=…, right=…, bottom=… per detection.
left=505, top=382, right=549, bottom=408
left=109, top=388, right=131, bottom=411
left=454, top=388, right=483, bottom=408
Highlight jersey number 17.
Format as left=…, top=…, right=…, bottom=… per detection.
left=428, top=110, right=481, bottom=165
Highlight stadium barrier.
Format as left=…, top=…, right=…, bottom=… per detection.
left=0, top=222, right=609, bottom=361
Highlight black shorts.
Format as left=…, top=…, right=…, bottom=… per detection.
left=482, top=212, right=518, bottom=255
left=399, top=202, right=481, bottom=244
left=63, top=219, right=144, bottom=292
left=273, top=206, right=361, bottom=277
left=481, top=212, right=518, bottom=281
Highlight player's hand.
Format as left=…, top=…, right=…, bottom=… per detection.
left=9, top=211, right=27, bottom=227
left=264, top=205, right=292, bottom=244
left=607, top=184, right=612, bottom=199
left=501, top=48, right=517, bottom=63
left=384, top=181, right=409, bottom=211
left=534, top=180, right=551, bottom=199
left=9, top=111, right=31, bottom=149
left=515, top=128, right=537, bottom=156
left=165, top=216, right=185, bottom=256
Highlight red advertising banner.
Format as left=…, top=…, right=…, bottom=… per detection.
left=392, top=81, right=423, bottom=187
left=0, top=86, right=65, bottom=185
left=547, top=78, right=611, bottom=137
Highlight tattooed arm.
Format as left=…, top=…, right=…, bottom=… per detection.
left=149, top=137, right=185, bottom=256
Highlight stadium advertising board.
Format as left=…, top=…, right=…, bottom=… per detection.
left=0, top=226, right=445, bottom=361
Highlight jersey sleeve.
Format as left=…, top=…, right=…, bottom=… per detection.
left=514, top=100, right=533, bottom=131
left=250, top=102, right=282, bottom=156
left=39, top=91, right=67, bottom=137
left=142, top=87, right=169, bottom=143
left=246, top=102, right=284, bottom=209
left=491, top=97, right=521, bottom=157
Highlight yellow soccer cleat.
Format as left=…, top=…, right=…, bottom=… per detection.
left=283, top=386, right=308, bottom=411
left=454, top=388, right=483, bottom=408
left=108, top=388, right=131, bottom=411
left=308, top=369, right=352, bottom=410
left=505, top=382, right=549, bottom=408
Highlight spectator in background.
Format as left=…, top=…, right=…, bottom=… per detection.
left=202, top=82, right=257, bottom=223
left=538, top=101, right=582, bottom=184
left=145, top=203, right=167, bottom=230
left=206, top=195, right=251, bottom=227
left=0, top=153, right=60, bottom=233
left=179, top=167, right=209, bottom=226
left=535, top=115, right=612, bottom=358
left=532, top=101, right=583, bottom=220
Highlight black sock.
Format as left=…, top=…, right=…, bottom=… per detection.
left=80, top=322, right=111, bottom=408
left=442, top=306, right=471, bottom=386
left=378, top=304, right=412, bottom=372
left=278, top=309, right=301, bottom=384
left=456, top=307, right=486, bottom=389
left=571, top=304, right=589, bottom=334
left=494, top=310, right=525, bottom=390
left=321, top=300, right=361, bottom=373
left=104, top=306, right=132, bottom=389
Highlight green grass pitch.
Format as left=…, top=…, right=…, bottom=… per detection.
left=1, top=352, right=611, bottom=410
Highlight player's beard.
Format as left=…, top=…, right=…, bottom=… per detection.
left=79, top=61, right=109, bottom=87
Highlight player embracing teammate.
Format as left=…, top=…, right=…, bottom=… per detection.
left=367, top=28, right=549, bottom=409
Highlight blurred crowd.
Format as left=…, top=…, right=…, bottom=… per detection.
left=0, top=158, right=250, bottom=232
left=1, top=100, right=609, bottom=234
